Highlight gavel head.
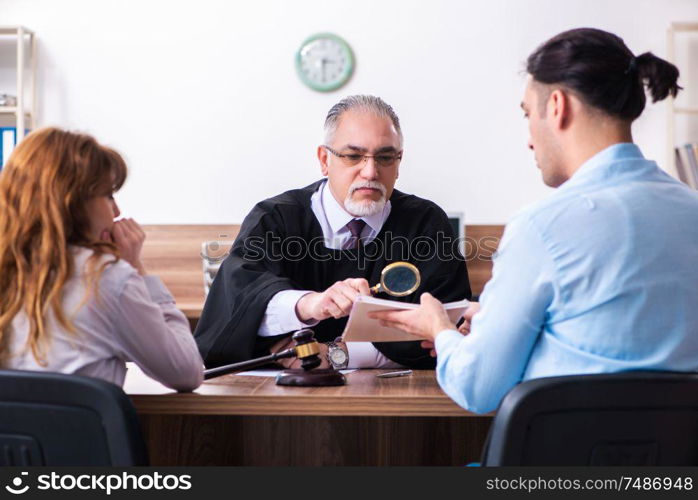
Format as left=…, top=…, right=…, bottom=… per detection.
left=292, top=329, right=322, bottom=371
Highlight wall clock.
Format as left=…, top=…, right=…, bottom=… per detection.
left=295, top=33, right=354, bottom=92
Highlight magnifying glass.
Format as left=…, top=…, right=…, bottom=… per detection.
left=370, top=261, right=421, bottom=297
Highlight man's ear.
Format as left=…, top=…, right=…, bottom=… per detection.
left=548, top=89, right=571, bottom=130
left=317, top=145, right=329, bottom=176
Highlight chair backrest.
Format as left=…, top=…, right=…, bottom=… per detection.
left=482, top=371, right=698, bottom=466
left=0, top=369, right=148, bottom=466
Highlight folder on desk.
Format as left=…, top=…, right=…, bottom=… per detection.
left=342, top=296, right=470, bottom=342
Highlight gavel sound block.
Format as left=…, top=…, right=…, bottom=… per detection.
left=203, top=329, right=346, bottom=387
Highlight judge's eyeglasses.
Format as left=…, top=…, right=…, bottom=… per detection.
left=323, top=145, right=402, bottom=168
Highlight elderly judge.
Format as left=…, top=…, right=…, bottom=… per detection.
left=195, top=95, right=471, bottom=370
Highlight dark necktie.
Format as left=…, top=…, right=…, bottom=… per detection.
left=344, top=218, right=367, bottom=249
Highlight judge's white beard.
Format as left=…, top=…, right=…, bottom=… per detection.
left=343, top=181, right=387, bottom=217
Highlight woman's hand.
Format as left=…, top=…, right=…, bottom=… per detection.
left=111, top=218, right=147, bottom=275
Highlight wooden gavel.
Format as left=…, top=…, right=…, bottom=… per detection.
left=203, top=329, right=321, bottom=380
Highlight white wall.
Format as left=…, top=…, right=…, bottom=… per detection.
left=1, top=0, right=697, bottom=224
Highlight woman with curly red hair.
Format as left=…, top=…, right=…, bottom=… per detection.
left=0, top=127, right=203, bottom=391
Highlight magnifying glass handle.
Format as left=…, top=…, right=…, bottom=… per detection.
left=369, top=284, right=382, bottom=295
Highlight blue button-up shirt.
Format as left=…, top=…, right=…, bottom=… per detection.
left=435, top=143, right=698, bottom=413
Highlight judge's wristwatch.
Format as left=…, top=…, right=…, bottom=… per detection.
left=326, top=338, right=349, bottom=370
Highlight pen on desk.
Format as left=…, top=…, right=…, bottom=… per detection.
left=376, top=369, right=413, bottom=378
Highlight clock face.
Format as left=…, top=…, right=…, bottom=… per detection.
left=295, top=33, right=354, bottom=92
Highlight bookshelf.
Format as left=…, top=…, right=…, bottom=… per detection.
left=666, top=22, right=697, bottom=184
left=0, top=26, right=36, bottom=163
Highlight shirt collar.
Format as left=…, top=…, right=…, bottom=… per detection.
left=560, top=142, right=645, bottom=190
left=320, top=180, right=389, bottom=234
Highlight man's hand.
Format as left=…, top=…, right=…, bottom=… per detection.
left=111, top=218, right=147, bottom=275
left=420, top=341, right=437, bottom=358
left=457, top=302, right=481, bottom=334
left=296, top=278, right=371, bottom=322
left=417, top=302, right=481, bottom=357
left=368, top=292, right=456, bottom=342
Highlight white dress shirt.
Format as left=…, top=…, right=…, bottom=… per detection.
left=258, top=179, right=402, bottom=368
left=6, top=247, right=204, bottom=391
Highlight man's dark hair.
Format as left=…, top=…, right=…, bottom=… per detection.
left=527, top=28, right=681, bottom=121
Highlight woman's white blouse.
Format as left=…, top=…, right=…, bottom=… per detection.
left=6, top=247, right=204, bottom=391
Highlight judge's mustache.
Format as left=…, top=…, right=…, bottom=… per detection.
left=348, top=181, right=387, bottom=197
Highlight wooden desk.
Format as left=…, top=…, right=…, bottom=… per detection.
left=135, top=224, right=502, bottom=464
left=126, top=367, right=493, bottom=466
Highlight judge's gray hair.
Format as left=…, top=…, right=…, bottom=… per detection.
left=323, top=95, right=403, bottom=145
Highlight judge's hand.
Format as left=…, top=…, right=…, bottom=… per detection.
left=110, top=218, right=147, bottom=275
left=368, top=293, right=456, bottom=342
left=295, top=278, right=371, bottom=322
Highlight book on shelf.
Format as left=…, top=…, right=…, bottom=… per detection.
left=1, top=127, right=15, bottom=170
left=342, top=295, right=470, bottom=342
left=0, top=127, right=29, bottom=170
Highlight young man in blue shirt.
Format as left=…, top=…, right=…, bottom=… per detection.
left=372, top=28, right=698, bottom=413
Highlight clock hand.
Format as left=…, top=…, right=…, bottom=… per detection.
left=320, top=57, right=328, bottom=81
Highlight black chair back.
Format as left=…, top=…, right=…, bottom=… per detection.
left=0, top=369, right=148, bottom=465
left=483, top=371, right=698, bottom=465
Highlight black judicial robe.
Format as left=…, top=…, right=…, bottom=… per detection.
left=194, top=180, right=471, bottom=369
